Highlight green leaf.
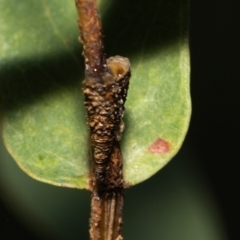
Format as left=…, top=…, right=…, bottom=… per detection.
left=0, top=0, right=191, bottom=189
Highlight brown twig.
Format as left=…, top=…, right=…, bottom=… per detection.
left=75, top=0, right=107, bottom=77
left=75, top=0, right=131, bottom=239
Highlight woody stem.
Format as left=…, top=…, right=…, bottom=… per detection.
left=75, top=1, right=130, bottom=240
left=75, top=0, right=107, bottom=77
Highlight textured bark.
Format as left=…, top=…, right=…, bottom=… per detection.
left=75, top=1, right=131, bottom=239
left=75, top=0, right=107, bottom=77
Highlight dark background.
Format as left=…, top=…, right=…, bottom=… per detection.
left=190, top=1, right=239, bottom=240
left=190, top=1, right=240, bottom=240
left=0, top=1, right=239, bottom=239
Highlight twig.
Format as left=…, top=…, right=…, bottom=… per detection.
left=75, top=0, right=131, bottom=239
left=75, top=0, right=106, bottom=77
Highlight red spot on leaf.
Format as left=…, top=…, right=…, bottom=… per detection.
left=148, top=138, right=170, bottom=154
